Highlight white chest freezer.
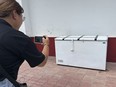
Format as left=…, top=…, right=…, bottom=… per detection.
left=55, top=35, right=108, bottom=70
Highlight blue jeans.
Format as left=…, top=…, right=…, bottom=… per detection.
left=0, top=78, right=14, bottom=87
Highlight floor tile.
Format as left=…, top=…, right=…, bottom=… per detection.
left=17, top=57, right=116, bottom=87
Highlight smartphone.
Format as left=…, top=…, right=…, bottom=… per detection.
left=35, top=36, right=43, bottom=43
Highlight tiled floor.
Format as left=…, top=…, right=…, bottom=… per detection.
left=17, top=57, right=116, bottom=87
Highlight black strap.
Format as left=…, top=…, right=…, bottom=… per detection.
left=0, top=65, right=20, bottom=87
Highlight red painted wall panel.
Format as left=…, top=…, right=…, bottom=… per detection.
left=107, top=38, right=116, bottom=62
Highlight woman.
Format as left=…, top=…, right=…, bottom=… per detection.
left=0, top=0, right=49, bottom=86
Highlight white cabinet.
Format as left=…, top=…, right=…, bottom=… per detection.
left=55, top=35, right=108, bottom=70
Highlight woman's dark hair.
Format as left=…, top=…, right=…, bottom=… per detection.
left=0, top=0, right=24, bottom=18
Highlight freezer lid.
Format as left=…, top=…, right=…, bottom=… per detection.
left=64, top=35, right=83, bottom=41
left=79, top=35, right=96, bottom=41
left=97, top=36, right=108, bottom=41
left=55, top=35, right=108, bottom=41
left=64, top=37, right=78, bottom=40
left=82, top=36, right=96, bottom=38
left=79, top=38, right=95, bottom=41
left=55, top=36, right=68, bottom=41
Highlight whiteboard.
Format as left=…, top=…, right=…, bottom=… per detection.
left=26, top=0, right=116, bottom=37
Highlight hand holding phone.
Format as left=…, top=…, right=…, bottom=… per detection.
left=43, top=36, right=46, bottom=39
left=35, top=36, right=43, bottom=43
left=34, top=36, right=48, bottom=43
left=42, top=36, right=49, bottom=46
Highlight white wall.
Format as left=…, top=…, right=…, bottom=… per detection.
left=16, top=0, right=26, bottom=34
left=23, top=0, right=116, bottom=37
left=22, top=0, right=33, bottom=36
